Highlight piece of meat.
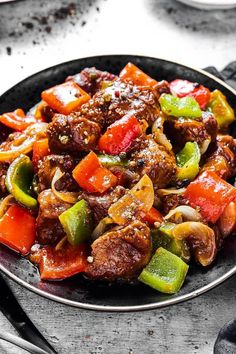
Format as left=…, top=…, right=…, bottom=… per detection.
left=37, top=154, right=78, bottom=192
left=0, top=131, right=22, bottom=151
left=130, top=137, right=177, bottom=188
left=164, top=111, right=218, bottom=152
left=40, top=105, right=55, bottom=122
left=154, top=80, right=170, bottom=96
left=66, top=67, right=117, bottom=96
left=47, top=114, right=101, bottom=154
left=85, top=221, right=151, bottom=281
left=201, top=134, right=236, bottom=180
left=0, top=163, right=8, bottom=195
left=79, top=186, right=127, bottom=223
left=36, top=189, right=71, bottom=245
left=0, top=122, right=13, bottom=145
left=78, top=79, right=160, bottom=128
left=160, top=194, right=188, bottom=214
left=202, top=111, right=218, bottom=141
left=108, top=166, right=140, bottom=188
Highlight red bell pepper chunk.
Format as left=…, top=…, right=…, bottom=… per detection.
left=143, top=207, right=164, bottom=225
left=31, top=243, right=88, bottom=280
left=0, top=204, right=36, bottom=255
left=170, top=79, right=211, bottom=109
left=0, top=109, right=44, bottom=132
left=32, top=138, right=50, bottom=171
left=41, top=81, right=91, bottom=115
left=119, top=62, right=158, bottom=88
left=184, top=171, right=236, bottom=223
left=72, top=151, right=117, bottom=193
left=98, top=114, right=142, bottom=155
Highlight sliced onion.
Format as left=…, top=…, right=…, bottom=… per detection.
left=55, top=236, right=67, bottom=251
left=154, top=132, right=172, bottom=151
left=24, top=122, right=48, bottom=138
left=0, top=136, right=35, bottom=162
left=0, top=122, right=48, bottom=162
left=139, top=119, right=149, bottom=133
left=0, top=194, right=14, bottom=218
left=200, top=138, right=211, bottom=155
left=51, top=167, right=79, bottom=204
left=27, top=101, right=43, bottom=116
left=218, top=201, right=236, bottom=238
left=173, top=222, right=216, bottom=266
left=152, top=118, right=172, bottom=151
left=108, top=174, right=154, bottom=225
left=165, top=205, right=202, bottom=223
left=157, top=187, right=186, bottom=196
left=91, top=217, right=114, bottom=241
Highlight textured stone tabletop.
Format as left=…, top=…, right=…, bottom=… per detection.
left=0, top=1, right=236, bottom=353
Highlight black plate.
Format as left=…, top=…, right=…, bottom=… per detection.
left=0, top=55, right=236, bottom=312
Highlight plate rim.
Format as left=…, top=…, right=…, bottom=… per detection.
left=1, top=54, right=236, bottom=312
left=177, top=0, right=236, bottom=9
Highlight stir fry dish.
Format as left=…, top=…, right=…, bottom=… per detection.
left=0, top=62, right=236, bottom=294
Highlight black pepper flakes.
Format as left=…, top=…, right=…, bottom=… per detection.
left=45, top=26, right=52, bottom=34
left=6, top=47, right=12, bottom=55
left=54, top=3, right=76, bottom=21
left=148, top=329, right=154, bottom=336
left=22, top=22, right=34, bottom=30
left=137, top=159, right=145, bottom=167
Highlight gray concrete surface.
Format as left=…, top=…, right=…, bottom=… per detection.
left=0, top=1, right=236, bottom=353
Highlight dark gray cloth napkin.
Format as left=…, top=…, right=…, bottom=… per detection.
left=214, top=319, right=236, bottom=354
left=205, top=61, right=236, bottom=89
left=205, top=61, right=236, bottom=354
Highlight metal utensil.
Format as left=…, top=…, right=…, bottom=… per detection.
left=0, top=332, right=49, bottom=354
left=0, top=273, right=57, bottom=354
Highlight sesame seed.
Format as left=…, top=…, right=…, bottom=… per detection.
left=59, top=135, right=69, bottom=144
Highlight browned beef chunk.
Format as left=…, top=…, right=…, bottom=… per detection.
left=40, top=105, right=55, bottom=122
left=79, top=186, right=127, bottom=223
left=0, top=122, right=13, bottom=145
left=66, top=67, right=117, bottom=96
left=37, top=154, right=78, bottom=192
left=201, top=134, right=236, bottom=180
left=47, top=114, right=100, bottom=154
left=0, top=163, right=8, bottom=195
left=160, top=194, right=188, bottom=214
left=202, top=111, right=218, bottom=141
left=79, top=80, right=160, bottom=128
left=130, top=137, right=176, bottom=188
left=154, top=80, right=170, bottom=96
left=0, top=131, right=22, bottom=151
left=85, top=221, right=151, bottom=281
left=36, top=189, right=71, bottom=245
left=108, top=166, right=140, bottom=188
left=164, top=112, right=218, bottom=152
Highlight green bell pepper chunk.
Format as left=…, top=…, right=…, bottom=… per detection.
left=5, top=154, right=38, bottom=209
left=138, top=247, right=189, bottom=294
left=207, top=90, right=235, bottom=129
left=176, top=142, right=200, bottom=181
left=98, top=154, right=128, bottom=167
left=59, top=199, right=93, bottom=246
left=151, top=223, right=190, bottom=262
left=159, top=94, right=202, bottom=118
